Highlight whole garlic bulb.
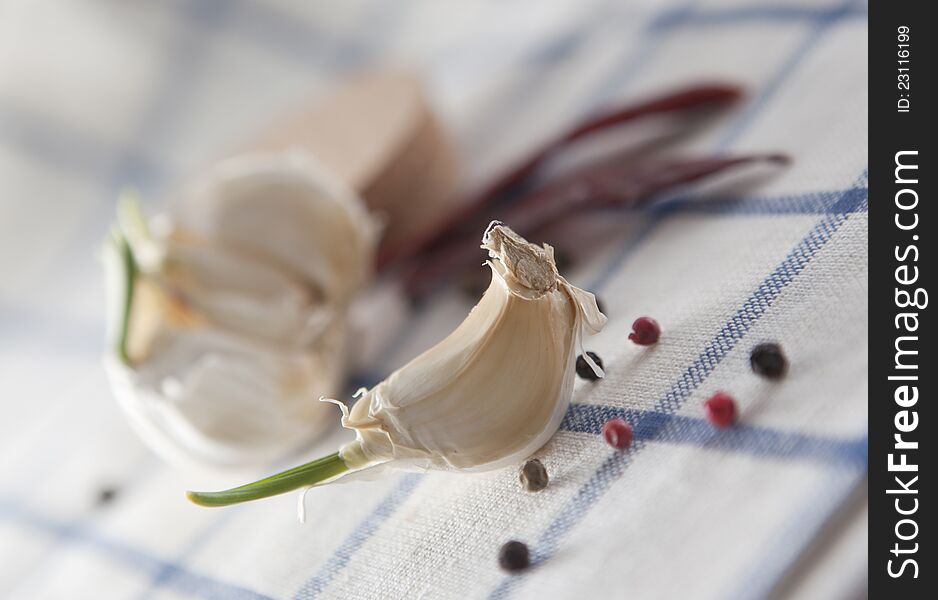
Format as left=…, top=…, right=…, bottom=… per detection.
left=187, top=222, right=606, bottom=507
left=103, top=151, right=378, bottom=468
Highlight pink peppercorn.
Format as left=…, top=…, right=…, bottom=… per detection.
left=602, top=418, right=633, bottom=449
left=629, top=317, right=661, bottom=345
left=704, top=392, right=737, bottom=427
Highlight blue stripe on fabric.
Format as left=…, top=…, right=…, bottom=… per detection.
left=32, top=0, right=245, bottom=312
left=2, top=1, right=868, bottom=186
left=653, top=185, right=869, bottom=217
left=4, top=3, right=255, bottom=597
left=104, top=0, right=241, bottom=194
left=0, top=182, right=868, bottom=364
left=291, top=0, right=865, bottom=582
left=583, top=213, right=663, bottom=296
left=141, top=508, right=246, bottom=600
left=3, top=0, right=868, bottom=588
left=463, top=0, right=867, bottom=141
left=0, top=0, right=370, bottom=197
left=136, top=6, right=403, bottom=587
left=329, top=177, right=865, bottom=597
left=579, top=0, right=699, bottom=114
left=714, top=0, right=863, bottom=150
left=0, top=102, right=161, bottom=181
left=8, top=0, right=847, bottom=593
left=650, top=3, right=867, bottom=31
left=293, top=473, right=424, bottom=599
left=561, top=404, right=867, bottom=468
left=0, top=0, right=394, bottom=188
left=222, top=4, right=358, bottom=69
left=286, top=396, right=867, bottom=599
left=658, top=218, right=851, bottom=417
left=730, top=465, right=867, bottom=600
left=0, top=498, right=272, bottom=600
left=465, top=0, right=700, bottom=157
left=344, top=181, right=868, bottom=384
left=113, top=1, right=238, bottom=180
left=588, top=184, right=865, bottom=300
left=487, top=185, right=863, bottom=599
left=52, top=2, right=412, bottom=590
left=228, top=1, right=397, bottom=70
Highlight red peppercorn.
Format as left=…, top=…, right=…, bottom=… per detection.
left=704, top=392, right=737, bottom=427
left=629, top=316, right=661, bottom=345
left=602, top=418, right=633, bottom=449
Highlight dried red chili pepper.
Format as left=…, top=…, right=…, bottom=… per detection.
left=373, top=80, right=790, bottom=298
left=402, top=153, right=786, bottom=297
left=378, top=82, right=744, bottom=270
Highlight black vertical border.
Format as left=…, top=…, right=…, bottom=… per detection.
left=869, top=1, right=933, bottom=597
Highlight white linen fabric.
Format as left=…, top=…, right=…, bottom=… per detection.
left=0, top=0, right=868, bottom=598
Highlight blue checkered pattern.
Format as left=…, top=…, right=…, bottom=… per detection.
left=1, top=1, right=867, bottom=598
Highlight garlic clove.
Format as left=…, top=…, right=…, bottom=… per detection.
left=157, top=237, right=331, bottom=349
left=174, top=151, right=379, bottom=303
left=187, top=222, right=606, bottom=506
left=103, top=151, right=377, bottom=468
left=107, top=327, right=343, bottom=466
left=104, top=248, right=347, bottom=465
left=336, top=222, right=606, bottom=472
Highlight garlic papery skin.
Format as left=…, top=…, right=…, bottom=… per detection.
left=103, top=151, right=377, bottom=468
left=335, top=222, right=607, bottom=472
left=186, top=222, right=605, bottom=508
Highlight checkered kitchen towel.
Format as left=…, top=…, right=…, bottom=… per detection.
left=0, top=0, right=867, bottom=598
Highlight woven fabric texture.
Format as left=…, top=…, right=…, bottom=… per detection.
left=0, top=0, right=868, bottom=598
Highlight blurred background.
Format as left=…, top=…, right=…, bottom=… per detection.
left=1, top=1, right=867, bottom=599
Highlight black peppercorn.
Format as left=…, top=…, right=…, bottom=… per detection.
left=499, top=540, right=531, bottom=572
left=519, top=459, right=549, bottom=492
left=576, top=352, right=603, bottom=381
left=97, top=487, right=118, bottom=506
left=750, top=343, right=788, bottom=379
